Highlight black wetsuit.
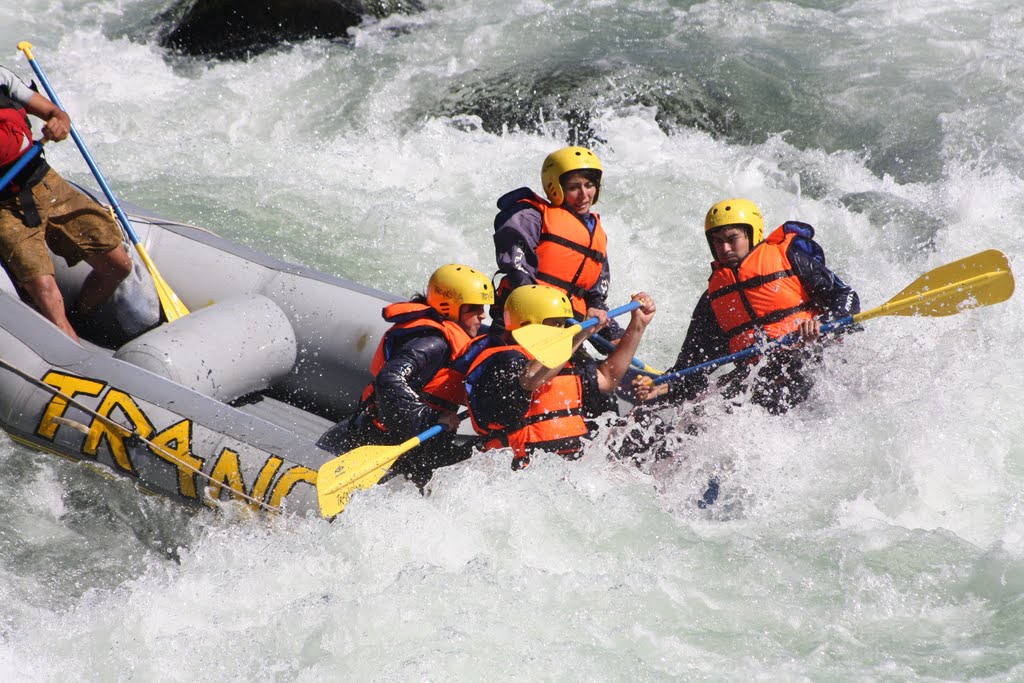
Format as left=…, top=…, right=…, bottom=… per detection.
left=317, top=331, right=474, bottom=489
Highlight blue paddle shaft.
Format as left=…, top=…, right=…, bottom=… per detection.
left=23, top=55, right=142, bottom=247
left=578, top=300, right=641, bottom=331
left=0, top=141, right=42, bottom=191
left=652, top=316, right=854, bottom=386
left=418, top=424, right=444, bottom=442
left=586, top=323, right=647, bottom=371
left=415, top=409, right=469, bottom=444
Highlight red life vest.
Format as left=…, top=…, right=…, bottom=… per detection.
left=708, top=226, right=820, bottom=354
left=360, top=302, right=474, bottom=431
left=0, top=91, right=31, bottom=168
left=519, top=196, right=607, bottom=318
left=465, top=342, right=588, bottom=460
left=0, top=84, right=47, bottom=205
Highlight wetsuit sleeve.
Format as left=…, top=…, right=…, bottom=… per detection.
left=788, top=247, right=861, bottom=322
left=493, top=207, right=543, bottom=289
left=666, top=291, right=730, bottom=402
left=575, top=351, right=616, bottom=417
left=374, top=333, right=451, bottom=437
left=0, top=66, right=36, bottom=104
left=468, top=350, right=533, bottom=427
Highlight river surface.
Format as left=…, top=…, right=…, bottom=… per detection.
left=2, top=0, right=1023, bottom=679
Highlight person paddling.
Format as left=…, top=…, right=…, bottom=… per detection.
left=489, top=146, right=622, bottom=341
left=465, top=285, right=656, bottom=470
left=634, top=198, right=859, bottom=414
left=317, top=264, right=494, bottom=489
left=0, top=65, right=131, bottom=341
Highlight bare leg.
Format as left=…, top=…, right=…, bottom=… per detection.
left=76, top=244, right=132, bottom=315
left=22, top=274, right=79, bottom=341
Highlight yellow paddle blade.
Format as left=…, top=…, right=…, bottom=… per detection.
left=856, top=249, right=1014, bottom=324
left=316, top=436, right=420, bottom=518
left=134, top=243, right=189, bottom=321
left=511, top=322, right=582, bottom=369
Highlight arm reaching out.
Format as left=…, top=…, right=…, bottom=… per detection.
left=597, top=292, right=656, bottom=393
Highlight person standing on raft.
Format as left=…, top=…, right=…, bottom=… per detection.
left=0, top=65, right=131, bottom=341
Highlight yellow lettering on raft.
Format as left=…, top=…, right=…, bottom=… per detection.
left=37, top=371, right=105, bottom=440
left=148, top=419, right=204, bottom=500
left=267, top=465, right=317, bottom=509
left=206, top=454, right=302, bottom=511
left=206, top=448, right=247, bottom=504
left=84, top=388, right=154, bottom=472
left=251, top=456, right=284, bottom=505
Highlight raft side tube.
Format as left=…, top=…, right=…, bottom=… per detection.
left=114, top=295, right=297, bottom=404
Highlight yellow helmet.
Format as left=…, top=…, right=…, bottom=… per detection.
left=541, top=146, right=603, bottom=207
left=503, top=285, right=573, bottom=331
left=704, top=198, right=764, bottom=247
left=426, top=264, right=495, bottom=321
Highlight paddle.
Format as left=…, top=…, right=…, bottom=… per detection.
left=512, top=300, right=641, bottom=369
left=585, top=329, right=663, bottom=376
left=482, top=320, right=661, bottom=375
left=650, top=249, right=1015, bottom=387
left=17, top=41, right=189, bottom=322
left=317, top=412, right=466, bottom=518
left=0, top=139, right=43, bottom=192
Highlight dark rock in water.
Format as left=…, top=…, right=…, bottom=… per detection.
left=426, top=62, right=737, bottom=147
left=159, top=0, right=423, bottom=60
left=697, top=477, right=719, bottom=509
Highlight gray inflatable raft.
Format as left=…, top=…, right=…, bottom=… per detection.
left=0, top=189, right=398, bottom=518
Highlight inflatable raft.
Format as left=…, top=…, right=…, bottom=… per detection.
left=0, top=188, right=398, bottom=518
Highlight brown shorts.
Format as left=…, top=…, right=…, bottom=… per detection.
left=0, top=168, right=123, bottom=285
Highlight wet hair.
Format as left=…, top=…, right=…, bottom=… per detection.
left=560, top=168, right=601, bottom=189
left=706, top=224, right=754, bottom=257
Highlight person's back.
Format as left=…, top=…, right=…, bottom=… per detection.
left=467, top=284, right=656, bottom=469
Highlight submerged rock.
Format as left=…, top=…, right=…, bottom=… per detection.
left=425, top=62, right=737, bottom=147
left=159, top=0, right=423, bottom=59
left=839, top=190, right=939, bottom=257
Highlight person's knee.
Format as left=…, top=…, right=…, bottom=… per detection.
left=109, top=246, right=133, bottom=278
left=92, top=245, right=132, bottom=280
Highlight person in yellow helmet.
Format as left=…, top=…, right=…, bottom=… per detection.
left=634, top=198, right=859, bottom=415
left=489, top=146, right=622, bottom=342
left=317, top=264, right=494, bottom=488
left=465, top=284, right=656, bottom=470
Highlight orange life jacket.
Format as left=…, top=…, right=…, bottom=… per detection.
left=465, top=342, right=588, bottom=460
left=708, top=226, right=820, bottom=354
left=519, top=196, right=607, bottom=317
left=360, top=302, right=474, bottom=431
